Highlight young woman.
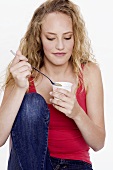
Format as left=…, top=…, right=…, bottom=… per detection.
left=0, top=0, right=105, bottom=169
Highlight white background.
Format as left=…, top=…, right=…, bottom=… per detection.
left=0, top=0, right=113, bottom=169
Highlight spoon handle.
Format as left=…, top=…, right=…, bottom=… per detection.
left=32, top=67, right=62, bottom=86
left=32, top=67, right=55, bottom=85
left=10, top=50, right=55, bottom=85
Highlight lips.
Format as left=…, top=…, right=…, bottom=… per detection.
left=53, top=53, right=66, bottom=57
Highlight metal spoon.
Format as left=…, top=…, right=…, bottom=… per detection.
left=10, top=50, right=62, bottom=86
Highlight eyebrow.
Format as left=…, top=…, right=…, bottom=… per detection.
left=46, top=32, right=73, bottom=35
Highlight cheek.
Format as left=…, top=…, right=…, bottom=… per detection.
left=42, top=41, right=53, bottom=53
left=67, top=41, right=74, bottom=51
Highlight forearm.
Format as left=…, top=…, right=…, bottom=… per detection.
left=73, top=109, right=105, bottom=151
left=0, top=85, right=26, bottom=146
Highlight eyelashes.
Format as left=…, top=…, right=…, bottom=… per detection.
left=46, top=37, right=72, bottom=41
left=64, top=37, right=71, bottom=40
left=47, top=38, right=55, bottom=41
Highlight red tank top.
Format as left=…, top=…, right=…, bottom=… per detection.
left=28, top=80, right=91, bottom=164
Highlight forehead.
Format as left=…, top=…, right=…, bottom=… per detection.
left=41, top=12, right=73, bottom=33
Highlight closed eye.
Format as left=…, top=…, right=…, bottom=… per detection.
left=64, top=37, right=71, bottom=40
left=47, top=38, right=55, bottom=41
left=46, top=37, right=72, bottom=41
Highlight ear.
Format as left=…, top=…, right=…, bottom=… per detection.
left=71, top=84, right=77, bottom=94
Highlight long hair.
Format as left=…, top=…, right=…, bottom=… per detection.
left=5, top=0, right=96, bottom=88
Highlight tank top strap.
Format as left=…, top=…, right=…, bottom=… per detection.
left=28, top=77, right=36, bottom=93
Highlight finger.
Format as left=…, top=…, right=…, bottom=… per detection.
left=10, top=69, right=31, bottom=80
left=19, top=65, right=32, bottom=73
left=50, top=91, right=67, bottom=101
left=50, top=97, right=71, bottom=109
left=71, top=84, right=77, bottom=94
left=11, top=61, right=31, bottom=70
left=15, top=70, right=31, bottom=80
left=16, top=50, right=22, bottom=56
left=52, top=104, right=71, bottom=116
left=11, top=50, right=28, bottom=66
left=13, top=66, right=31, bottom=74
left=50, top=98, right=64, bottom=106
left=53, top=104, right=65, bottom=113
left=54, top=88, right=71, bottom=97
left=16, top=50, right=28, bottom=61
left=10, top=61, right=32, bottom=74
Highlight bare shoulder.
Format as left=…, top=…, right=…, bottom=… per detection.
left=84, top=61, right=101, bottom=75
left=83, top=62, right=103, bottom=90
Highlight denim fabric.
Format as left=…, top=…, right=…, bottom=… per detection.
left=50, top=157, right=93, bottom=170
left=8, top=93, right=53, bottom=170
left=7, top=92, right=93, bottom=170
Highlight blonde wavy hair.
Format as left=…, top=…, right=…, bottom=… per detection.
left=5, top=0, right=96, bottom=88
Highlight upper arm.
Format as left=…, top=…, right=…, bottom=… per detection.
left=83, top=62, right=105, bottom=129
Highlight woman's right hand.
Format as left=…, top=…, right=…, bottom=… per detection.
left=10, top=50, right=32, bottom=90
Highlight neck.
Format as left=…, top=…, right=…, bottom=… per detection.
left=41, top=62, right=72, bottom=81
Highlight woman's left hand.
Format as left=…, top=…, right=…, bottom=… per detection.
left=49, top=84, right=80, bottom=119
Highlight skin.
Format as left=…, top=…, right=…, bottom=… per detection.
left=41, top=12, right=74, bottom=67
left=0, top=12, right=105, bottom=151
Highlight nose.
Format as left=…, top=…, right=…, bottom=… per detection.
left=55, top=39, right=64, bottom=50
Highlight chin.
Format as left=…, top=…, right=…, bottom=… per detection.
left=52, top=61, right=68, bottom=66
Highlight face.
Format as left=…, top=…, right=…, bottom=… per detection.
left=41, top=12, right=74, bottom=66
